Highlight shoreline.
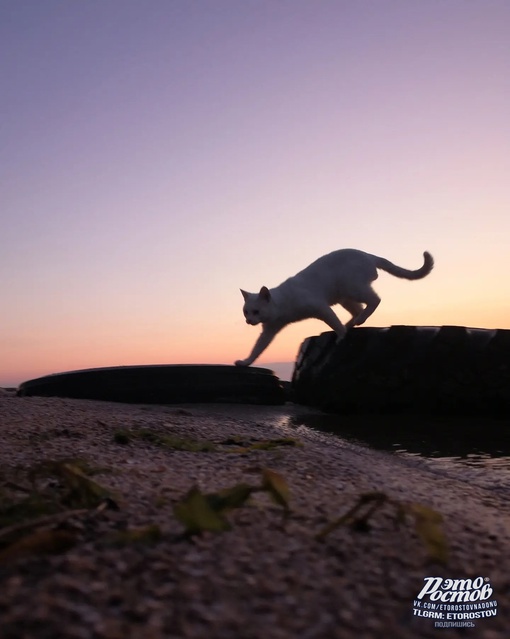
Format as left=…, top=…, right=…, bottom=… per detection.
left=0, top=394, right=508, bottom=638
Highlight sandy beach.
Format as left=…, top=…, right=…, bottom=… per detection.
left=0, top=391, right=507, bottom=638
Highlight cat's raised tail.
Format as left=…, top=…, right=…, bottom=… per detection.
left=375, top=251, right=434, bottom=280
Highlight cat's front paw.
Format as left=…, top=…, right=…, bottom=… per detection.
left=234, top=359, right=250, bottom=367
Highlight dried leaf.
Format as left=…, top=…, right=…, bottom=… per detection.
left=405, top=502, right=449, bottom=565
left=261, top=469, right=290, bottom=510
left=173, top=486, right=231, bottom=535
left=205, top=483, right=255, bottom=512
left=52, top=462, right=115, bottom=508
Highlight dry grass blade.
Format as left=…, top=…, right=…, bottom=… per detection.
left=0, top=529, right=77, bottom=564
left=108, top=524, right=163, bottom=546
left=113, top=428, right=217, bottom=452
left=0, top=508, right=89, bottom=546
left=316, top=492, right=388, bottom=540
left=224, top=437, right=302, bottom=454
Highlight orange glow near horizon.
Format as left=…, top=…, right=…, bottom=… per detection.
left=4, top=301, right=510, bottom=387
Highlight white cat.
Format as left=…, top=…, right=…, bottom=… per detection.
left=235, top=248, right=434, bottom=366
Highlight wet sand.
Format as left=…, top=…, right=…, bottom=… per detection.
left=0, top=392, right=507, bottom=638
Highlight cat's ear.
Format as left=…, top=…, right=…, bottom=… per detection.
left=259, top=286, right=271, bottom=302
left=240, top=289, right=250, bottom=301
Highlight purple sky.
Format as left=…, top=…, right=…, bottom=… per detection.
left=1, top=1, right=509, bottom=385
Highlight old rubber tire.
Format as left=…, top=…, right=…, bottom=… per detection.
left=292, top=326, right=510, bottom=415
left=17, top=365, right=286, bottom=405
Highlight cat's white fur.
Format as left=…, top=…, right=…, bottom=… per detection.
left=235, top=248, right=434, bottom=366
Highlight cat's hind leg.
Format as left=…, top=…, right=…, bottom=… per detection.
left=339, top=299, right=364, bottom=329
left=345, top=289, right=381, bottom=327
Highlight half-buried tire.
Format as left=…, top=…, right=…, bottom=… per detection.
left=17, top=365, right=286, bottom=405
left=292, top=326, right=510, bottom=416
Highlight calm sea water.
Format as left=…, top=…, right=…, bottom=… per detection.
left=289, top=411, right=510, bottom=494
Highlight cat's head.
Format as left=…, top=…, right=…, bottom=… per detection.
left=240, top=287, right=273, bottom=325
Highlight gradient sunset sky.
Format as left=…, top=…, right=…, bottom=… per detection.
left=2, top=1, right=509, bottom=386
